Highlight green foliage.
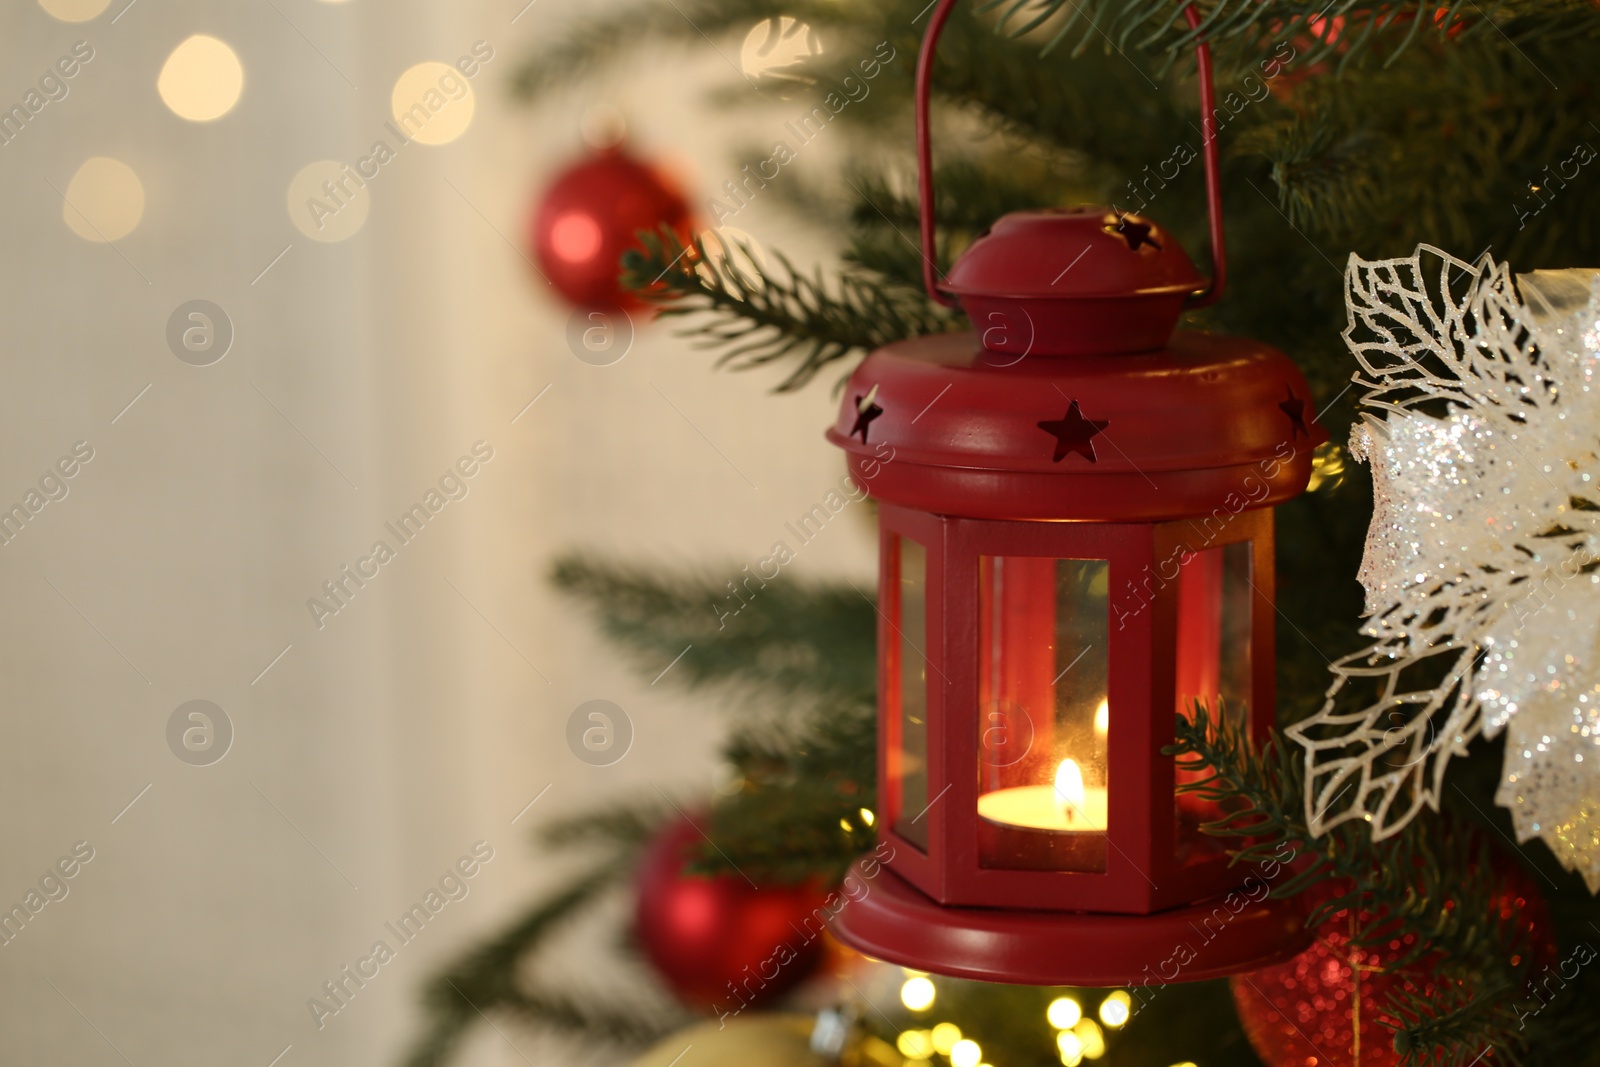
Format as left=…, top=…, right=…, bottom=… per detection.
left=985, top=0, right=1598, bottom=71
left=622, top=229, right=960, bottom=391
left=702, top=697, right=879, bottom=884
left=404, top=860, right=680, bottom=1067
left=553, top=553, right=880, bottom=881
left=550, top=552, right=878, bottom=705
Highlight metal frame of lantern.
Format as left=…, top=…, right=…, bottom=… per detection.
left=825, top=0, right=1327, bottom=987
left=876, top=506, right=1277, bottom=914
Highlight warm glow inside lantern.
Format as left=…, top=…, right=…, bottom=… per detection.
left=825, top=0, right=1324, bottom=987
left=875, top=483, right=1278, bottom=913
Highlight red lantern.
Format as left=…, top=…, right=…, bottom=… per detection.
left=826, top=0, right=1326, bottom=987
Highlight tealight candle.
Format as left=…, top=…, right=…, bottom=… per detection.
left=977, top=758, right=1109, bottom=832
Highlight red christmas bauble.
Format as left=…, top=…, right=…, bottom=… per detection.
left=1231, top=866, right=1553, bottom=1067
left=635, top=818, right=828, bottom=1012
left=529, top=146, right=692, bottom=310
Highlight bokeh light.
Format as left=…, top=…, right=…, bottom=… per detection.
left=1046, top=996, right=1082, bottom=1029
left=899, top=975, right=935, bottom=1011
left=1057, top=1030, right=1085, bottom=1067
left=950, top=1038, right=982, bottom=1067
left=1073, top=1019, right=1106, bottom=1059
left=1098, top=990, right=1132, bottom=1028
left=390, top=61, right=475, bottom=146
left=287, top=160, right=369, bottom=243
left=158, top=35, right=244, bottom=122
left=739, top=16, right=823, bottom=82
left=930, top=1022, right=961, bottom=1055
left=62, top=157, right=144, bottom=242
left=38, top=0, right=111, bottom=21
left=896, top=1030, right=933, bottom=1059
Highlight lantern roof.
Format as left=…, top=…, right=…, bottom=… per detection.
left=827, top=329, right=1327, bottom=522
left=946, top=207, right=1203, bottom=302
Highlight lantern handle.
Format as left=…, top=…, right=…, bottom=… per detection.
left=915, top=1, right=1226, bottom=310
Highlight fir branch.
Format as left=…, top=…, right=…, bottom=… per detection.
left=622, top=229, right=960, bottom=391
left=551, top=553, right=879, bottom=706
left=1387, top=978, right=1524, bottom=1067
left=980, top=0, right=1597, bottom=70
left=494, top=986, right=685, bottom=1048
left=403, top=862, right=662, bottom=1067
left=840, top=162, right=1042, bottom=288
left=846, top=161, right=1062, bottom=234
left=539, top=800, right=678, bottom=853
left=1238, top=36, right=1600, bottom=258
left=696, top=698, right=879, bottom=883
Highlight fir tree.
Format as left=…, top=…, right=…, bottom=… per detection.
left=406, top=2, right=1600, bottom=1064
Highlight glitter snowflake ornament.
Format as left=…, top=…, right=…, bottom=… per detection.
left=1288, top=245, right=1600, bottom=890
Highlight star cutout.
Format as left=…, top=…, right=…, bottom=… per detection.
left=1039, top=400, right=1109, bottom=463
left=1106, top=215, right=1162, bottom=253
left=851, top=394, right=884, bottom=443
left=1279, top=386, right=1309, bottom=439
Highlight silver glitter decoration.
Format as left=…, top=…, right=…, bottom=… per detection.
left=1288, top=245, right=1600, bottom=892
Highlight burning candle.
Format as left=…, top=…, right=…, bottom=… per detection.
left=977, top=757, right=1108, bottom=832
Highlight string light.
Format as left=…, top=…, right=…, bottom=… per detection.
left=1098, top=991, right=1132, bottom=1028
left=900, top=976, right=936, bottom=1011
left=930, top=1023, right=961, bottom=1055
left=859, top=807, right=876, bottom=826
left=896, top=1030, right=933, bottom=1059
left=1056, top=1031, right=1084, bottom=1067
left=950, top=1039, right=982, bottom=1067
left=840, top=816, right=854, bottom=832
left=1072, top=1019, right=1105, bottom=1059
left=1046, top=996, right=1081, bottom=1029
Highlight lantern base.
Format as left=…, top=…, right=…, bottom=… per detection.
left=830, top=859, right=1310, bottom=986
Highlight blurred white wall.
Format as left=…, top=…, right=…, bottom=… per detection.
left=0, top=1, right=875, bottom=1065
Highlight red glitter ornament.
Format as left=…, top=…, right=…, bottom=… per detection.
left=1231, top=867, right=1553, bottom=1067
left=529, top=145, right=692, bottom=310
left=635, top=818, right=828, bottom=1013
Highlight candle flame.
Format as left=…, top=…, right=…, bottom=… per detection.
left=1054, top=758, right=1086, bottom=822
left=1094, top=698, right=1109, bottom=736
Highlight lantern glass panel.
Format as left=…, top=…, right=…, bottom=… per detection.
left=976, top=556, right=1110, bottom=873
left=892, top=536, right=930, bottom=850
left=1175, top=540, right=1253, bottom=864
